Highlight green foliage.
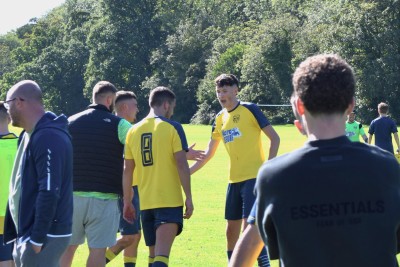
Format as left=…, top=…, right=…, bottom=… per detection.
left=0, top=34, right=21, bottom=77
left=0, top=0, right=399, bottom=124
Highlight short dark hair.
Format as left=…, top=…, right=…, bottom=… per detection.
left=292, top=54, right=355, bottom=115
left=215, top=74, right=239, bottom=88
left=0, top=101, right=6, bottom=112
left=92, top=81, right=117, bottom=99
left=149, top=86, right=175, bottom=107
left=378, top=102, right=389, bottom=114
left=115, top=90, right=137, bottom=105
left=0, top=101, right=8, bottom=121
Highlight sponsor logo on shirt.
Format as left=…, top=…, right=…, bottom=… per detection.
left=345, top=131, right=355, bottom=137
left=222, top=127, right=241, bottom=143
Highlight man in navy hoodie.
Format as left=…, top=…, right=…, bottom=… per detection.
left=3, top=80, right=73, bottom=267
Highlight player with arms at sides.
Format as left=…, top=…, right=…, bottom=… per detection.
left=190, top=74, right=280, bottom=266
left=256, top=54, right=400, bottom=267
left=345, top=110, right=367, bottom=142
left=368, top=102, right=400, bottom=154
left=123, top=86, right=193, bottom=267
left=4, top=80, right=73, bottom=267
left=107, top=90, right=203, bottom=266
left=105, top=90, right=140, bottom=267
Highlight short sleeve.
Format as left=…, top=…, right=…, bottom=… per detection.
left=368, top=121, right=375, bottom=134
left=211, top=116, right=222, bottom=141
left=118, top=119, right=133, bottom=144
left=171, top=122, right=188, bottom=153
left=124, top=128, right=134, bottom=160
left=391, top=120, right=398, bottom=133
left=242, top=103, right=270, bottom=129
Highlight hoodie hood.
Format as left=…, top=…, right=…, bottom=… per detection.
left=33, top=111, right=70, bottom=138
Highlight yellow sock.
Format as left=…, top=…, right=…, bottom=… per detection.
left=105, top=250, right=117, bottom=262
left=154, top=255, right=169, bottom=266
left=124, top=256, right=137, bottom=263
left=149, top=256, right=155, bottom=265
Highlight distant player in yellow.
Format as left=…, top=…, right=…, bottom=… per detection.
left=190, top=74, right=280, bottom=266
left=345, top=110, right=367, bottom=142
left=123, top=86, right=193, bottom=267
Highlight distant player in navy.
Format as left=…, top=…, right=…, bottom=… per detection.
left=368, top=102, right=400, bottom=154
left=256, top=54, right=400, bottom=267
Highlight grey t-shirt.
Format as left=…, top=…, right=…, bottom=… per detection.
left=9, top=133, right=29, bottom=232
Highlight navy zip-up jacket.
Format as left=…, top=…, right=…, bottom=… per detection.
left=3, top=112, right=73, bottom=246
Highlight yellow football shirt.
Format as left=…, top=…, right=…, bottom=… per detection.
left=125, top=116, right=188, bottom=210
left=212, top=102, right=270, bottom=183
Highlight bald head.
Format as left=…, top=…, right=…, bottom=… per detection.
left=6, top=80, right=45, bottom=132
left=7, top=80, right=43, bottom=104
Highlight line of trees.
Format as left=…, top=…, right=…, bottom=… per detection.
left=0, top=0, right=399, bottom=125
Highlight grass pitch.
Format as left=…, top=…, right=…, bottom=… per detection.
left=70, top=124, right=305, bottom=266
left=9, top=123, right=400, bottom=266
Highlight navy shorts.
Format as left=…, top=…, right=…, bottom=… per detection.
left=141, top=207, right=183, bottom=247
left=0, top=234, right=13, bottom=261
left=118, top=186, right=141, bottom=235
left=225, top=178, right=256, bottom=220
left=247, top=201, right=257, bottom=225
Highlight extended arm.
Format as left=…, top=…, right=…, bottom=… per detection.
left=262, top=125, right=280, bottom=160
left=189, top=139, right=220, bottom=175
left=186, top=143, right=205, bottom=161
left=122, top=159, right=136, bottom=223
left=175, top=150, right=194, bottom=219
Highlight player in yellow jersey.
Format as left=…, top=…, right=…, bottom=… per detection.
left=123, top=87, right=193, bottom=267
left=190, top=74, right=280, bottom=266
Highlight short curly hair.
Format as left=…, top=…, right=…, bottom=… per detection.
left=292, top=54, right=355, bottom=115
